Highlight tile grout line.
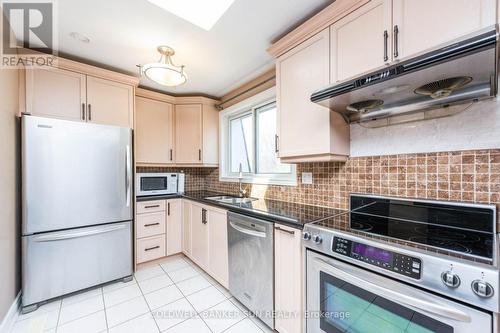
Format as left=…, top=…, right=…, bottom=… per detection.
left=135, top=268, right=163, bottom=333
left=100, top=288, right=109, bottom=333
left=161, top=259, right=216, bottom=333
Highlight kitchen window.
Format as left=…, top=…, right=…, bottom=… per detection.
left=220, top=88, right=296, bottom=185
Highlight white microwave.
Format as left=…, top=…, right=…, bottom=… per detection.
left=136, top=173, right=185, bottom=197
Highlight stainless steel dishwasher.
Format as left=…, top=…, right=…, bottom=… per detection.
left=228, top=212, right=274, bottom=329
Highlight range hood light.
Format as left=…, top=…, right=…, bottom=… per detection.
left=374, top=84, right=411, bottom=96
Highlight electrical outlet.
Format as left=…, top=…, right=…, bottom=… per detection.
left=302, top=172, right=313, bottom=185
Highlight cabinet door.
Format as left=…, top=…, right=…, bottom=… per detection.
left=331, top=0, right=392, bottom=82
left=25, top=67, right=86, bottom=121
left=202, top=104, right=219, bottom=165
left=166, top=199, right=182, bottom=256
left=275, top=225, right=303, bottom=333
left=393, top=0, right=496, bottom=60
left=190, top=203, right=209, bottom=269
left=86, top=76, right=134, bottom=128
left=277, top=28, right=331, bottom=158
left=208, top=208, right=228, bottom=288
left=182, top=200, right=192, bottom=256
left=135, top=97, right=174, bottom=164
left=175, top=104, right=203, bottom=164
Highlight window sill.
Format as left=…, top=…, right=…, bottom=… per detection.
left=219, top=176, right=297, bottom=187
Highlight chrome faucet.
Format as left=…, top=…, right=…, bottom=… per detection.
left=238, top=163, right=247, bottom=198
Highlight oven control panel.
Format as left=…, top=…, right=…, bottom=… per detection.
left=332, top=237, right=422, bottom=279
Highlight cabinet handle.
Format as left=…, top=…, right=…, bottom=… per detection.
left=170, top=149, right=173, bottom=161
left=275, top=226, right=295, bottom=235
left=81, top=103, right=86, bottom=121
left=145, top=204, right=160, bottom=209
left=88, top=104, right=92, bottom=121
left=383, top=30, right=389, bottom=62
left=145, top=245, right=160, bottom=251
left=393, top=25, right=399, bottom=59
left=274, top=135, right=279, bottom=153
left=202, top=208, right=207, bottom=224
left=198, top=149, right=201, bottom=161
left=167, top=202, right=170, bottom=216
left=144, top=223, right=160, bottom=227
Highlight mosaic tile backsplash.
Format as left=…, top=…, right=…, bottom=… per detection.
left=137, top=148, right=500, bottom=225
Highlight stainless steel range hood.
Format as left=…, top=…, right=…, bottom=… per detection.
left=311, top=26, right=499, bottom=125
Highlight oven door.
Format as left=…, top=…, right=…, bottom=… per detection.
left=306, top=250, right=492, bottom=333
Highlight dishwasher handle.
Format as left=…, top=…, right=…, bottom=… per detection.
left=229, top=221, right=267, bottom=238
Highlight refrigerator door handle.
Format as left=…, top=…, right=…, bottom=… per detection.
left=125, top=145, right=131, bottom=207
left=33, top=224, right=128, bottom=242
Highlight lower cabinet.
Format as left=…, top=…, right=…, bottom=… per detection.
left=207, top=207, right=229, bottom=288
left=135, top=198, right=181, bottom=264
left=166, top=199, right=182, bottom=256
left=190, top=202, right=210, bottom=270
left=182, top=200, right=229, bottom=288
left=275, top=225, right=303, bottom=333
left=182, top=199, right=192, bottom=256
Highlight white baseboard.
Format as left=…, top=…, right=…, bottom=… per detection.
left=0, top=292, right=20, bottom=333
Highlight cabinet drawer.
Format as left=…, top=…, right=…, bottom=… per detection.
left=136, top=212, right=166, bottom=239
left=136, top=200, right=165, bottom=214
left=136, top=235, right=166, bottom=263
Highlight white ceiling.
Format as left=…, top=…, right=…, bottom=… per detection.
left=25, top=0, right=332, bottom=97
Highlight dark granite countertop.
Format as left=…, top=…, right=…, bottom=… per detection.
left=136, top=191, right=344, bottom=229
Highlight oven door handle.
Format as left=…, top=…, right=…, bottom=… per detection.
left=314, top=258, right=472, bottom=323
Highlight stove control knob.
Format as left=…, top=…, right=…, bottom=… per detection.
left=441, top=271, right=460, bottom=288
left=471, top=280, right=494, bottom=298
left=312, top=235, right=323, bottom=244
left=302, top=232, right=312, bottom=241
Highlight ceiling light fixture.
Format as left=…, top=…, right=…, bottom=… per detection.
left=147, top=0, right=235, bottom=31
left=139, top=46, right=187, bottom=87
left=69, top=32, right=91, bottom=43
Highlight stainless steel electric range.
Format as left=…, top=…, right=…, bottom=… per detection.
left=303, top=194, right=499, bottom=333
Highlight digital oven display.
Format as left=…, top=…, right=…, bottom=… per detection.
left=352, top=243, right=391, bottom=264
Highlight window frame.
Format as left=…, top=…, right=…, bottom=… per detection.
left=219, top=87, right=297, bottom=186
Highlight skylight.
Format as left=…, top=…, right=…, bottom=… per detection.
left=147, top=0, right=235, bottom=31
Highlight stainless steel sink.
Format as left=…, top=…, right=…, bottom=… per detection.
left=205, top=195, right=258, bottom=205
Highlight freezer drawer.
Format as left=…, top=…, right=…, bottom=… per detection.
left=22, top=221, right=133, bottom=307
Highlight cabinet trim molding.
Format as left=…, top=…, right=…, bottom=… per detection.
left=18, top=48, right=140, bottom=86
left=267, top=0, right=370, bottom=58
left=136, top=87, right=219, bottom=106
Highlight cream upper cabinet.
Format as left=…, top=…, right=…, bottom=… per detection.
left=277, top=28, right=349, bottom=162
left=331, top=0, right=392, bottom=82
left=25, top=67, right=86, bottom=121
left=23, top=66, right=135, bottom=128
left=202, top=104, right=219, bottom=165
left=393, top=0, right=496, bottom=61
left=86, top=76, right=134, bottom=128
left=207, top=208, right=229, bottom=288
left=275, top=225, right=303, bottom=333
left=182, top=200, right=192, bottom=256
left=166, top=199, right=182, bottom=256
left=175, top=104, right=203, bottom=164
left=135, top=97, right=174, bottom=165
left=190, top=202, right=209, bottom=269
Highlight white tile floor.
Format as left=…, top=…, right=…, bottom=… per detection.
left=10, top=255, right=274, bottom=333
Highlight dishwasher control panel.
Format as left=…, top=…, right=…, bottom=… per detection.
left=333, top=237, right=422, bottom=279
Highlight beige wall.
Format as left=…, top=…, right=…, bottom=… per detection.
left=0, top=61, right=21, bottom=317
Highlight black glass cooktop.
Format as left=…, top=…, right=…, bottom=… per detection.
left=349, top=195, right=496, bottom=259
